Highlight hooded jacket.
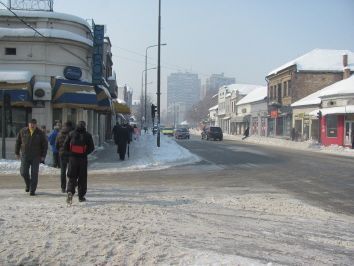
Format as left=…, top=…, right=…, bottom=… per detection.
left=63, top=126, right=94, bottom=158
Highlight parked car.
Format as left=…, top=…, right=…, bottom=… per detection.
left=175, top=128, right=190, bottom=139
left=201, top=126, right=223, bottom=141
left=161, top=127, right=174, bottom=136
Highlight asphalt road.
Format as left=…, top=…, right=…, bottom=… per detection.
left=1, top=134, right=353, bottom=216
left=175, top=135, right=354, bottom=215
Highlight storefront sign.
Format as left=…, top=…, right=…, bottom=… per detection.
left=64, top=66, right=82, bottom=80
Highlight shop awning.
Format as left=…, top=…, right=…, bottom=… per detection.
left=52, top=78, right=103, bottom=110
left=94, top=85, right=112, bottom=110
left=0, top=70, right=34, bottom=107
left=112, top=98, right=130, bottom=114
left=309, top=105, right=354, bottom=116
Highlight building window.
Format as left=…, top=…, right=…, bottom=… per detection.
left=283, top=81, right=288, bottom=97
left=287, top=80, right=291, bottom=96
left=326, top=115, right=337, bottom=138
left=5, top=47, right=16, bottom=55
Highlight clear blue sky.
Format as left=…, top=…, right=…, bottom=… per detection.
left=13, top=1, right=354, bottom=109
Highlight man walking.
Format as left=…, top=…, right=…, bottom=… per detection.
left=113, top=122, right=131, bottom=160
left=64, top=121, right=94, bottom=204
left=55, top=121, right=73, bottom=193
left=15, top=118, right=48, bottom=196
left=48, top=123, right=61, bottom=168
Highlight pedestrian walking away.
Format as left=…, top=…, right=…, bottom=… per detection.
left=242, top=126, right=250, bottom=140
left=113, top=122, right=131, bottom=160
left=55, top=121, right=74, bottom=193
left=64, top=121, right=94, bottom=205
left=48, top=123, right=61, bottom=168
left=15, top=118, right=48, bottom=196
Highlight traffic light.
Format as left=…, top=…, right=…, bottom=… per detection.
left=317, top=110, right=322, bottom=119
left=151, top=104, right=157, bottom=118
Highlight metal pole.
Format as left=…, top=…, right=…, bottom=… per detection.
left=2, top=90, right=6, bottom=158
left=141, top=70, right=144, bottom=128
left=145, top=48, right=148, bottom=128
left=145, top=43, right=166, bottom=129
left=157, top=0, right=161, bottom=147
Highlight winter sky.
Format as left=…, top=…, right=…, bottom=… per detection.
left=4, top=0, right=354, bottom=109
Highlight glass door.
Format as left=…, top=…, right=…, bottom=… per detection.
left=344, top=121, right=354, bottom=146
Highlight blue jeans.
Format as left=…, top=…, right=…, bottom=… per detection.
left=20, top=156, right=41, bottom=193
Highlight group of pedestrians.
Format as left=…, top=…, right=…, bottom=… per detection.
left=15, top=118, right=94, bottom=205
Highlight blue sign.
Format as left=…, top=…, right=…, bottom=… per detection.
left=92, top=24, right=104, bottom=85
left=64, top=66, right=82, bottom=80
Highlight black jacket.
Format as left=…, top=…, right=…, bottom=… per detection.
left=56, top=126, right=73, bottom=157
left=63, top=127, right=94, bottom=158
left=15, top=127, right=48, bottom=159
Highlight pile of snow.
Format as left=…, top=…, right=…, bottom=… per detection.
left=0, top=133, right=200, bottom=175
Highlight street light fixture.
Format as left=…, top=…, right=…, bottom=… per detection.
left=145, top=43, right=166, bottom=129
left=141, top=67, right=157, bottom=127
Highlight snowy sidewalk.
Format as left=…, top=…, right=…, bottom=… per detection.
left=0, top=133, right=200, bottom=175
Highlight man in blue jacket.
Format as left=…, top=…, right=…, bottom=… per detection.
left=48, top=123, right=61, bottom=168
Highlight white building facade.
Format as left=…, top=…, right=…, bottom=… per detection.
left=0, top=9, right=127, bottom=157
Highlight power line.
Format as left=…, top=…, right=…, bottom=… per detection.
left=0, top=1, right=46, bottom=38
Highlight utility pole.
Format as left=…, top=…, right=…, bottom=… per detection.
left=157, top=0, right=161, bottom=147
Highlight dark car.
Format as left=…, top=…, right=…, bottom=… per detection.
left=201, top=126, right=223, bottom=141
left=175, top=128, right=190, bottom=139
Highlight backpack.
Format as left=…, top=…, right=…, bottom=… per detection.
left=70, top=132, right=87, bottom=154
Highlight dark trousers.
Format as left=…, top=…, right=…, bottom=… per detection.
left=59, top=155, right=69, bottom=191
left=20, top=156, right=41, bottom=193
left=67, top=157, right=88, bottom=198
left=53, top=152, right=60, bottom=168
left=117, top=142, right=127, bottom=160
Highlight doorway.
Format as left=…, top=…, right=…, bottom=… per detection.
left=344, top=121, right=354, bottom=147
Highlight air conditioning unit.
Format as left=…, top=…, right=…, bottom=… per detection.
left=33, top=81, right=52, bottom=101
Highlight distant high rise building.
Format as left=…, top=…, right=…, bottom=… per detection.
left=167, top=72, right=201, bottom=107
left=205, top=73, right=236, bottom=96
left=167, top=72, right=201, bottom=124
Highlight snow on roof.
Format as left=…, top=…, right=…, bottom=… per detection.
left=0, top=27, right=93, bottom=46
left=268, top=49, right=354, bottom=76
left=319, top=75, right=354, bottom=98
left=224, top=83, right=263, bottom=95
left=34, top=81, right=51, bottom=89
left=112, top=98, right=126, bottom=104
left=209, top=105, right=218, bottom=111
left=292, top=75, right=354, bottom=107
left=0, top=9, right=91, bottom=30
left=0, top=70, right=32, bottom=83
left=309, top=105, right=354, bottom=116
left=236, top=86, right=267, bottom=105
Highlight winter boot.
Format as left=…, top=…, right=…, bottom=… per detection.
left=66, top=192, right=73, bottom=206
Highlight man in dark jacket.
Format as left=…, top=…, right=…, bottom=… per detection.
left=15, top=118, right=48, bottom=196
left=113, top=123, right=131, bottom=160
left=64, top=121, right=94, bottom=204
left=55, top=121, right=74, bottom=193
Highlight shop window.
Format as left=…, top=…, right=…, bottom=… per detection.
left=5, top=47, right=16, bottom=55
left=326, top=115, right=337, bottom=138
left=0, top=107, right=29, bottom=137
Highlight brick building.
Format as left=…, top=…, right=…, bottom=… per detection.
left=266, top=49, right=353, bottom=138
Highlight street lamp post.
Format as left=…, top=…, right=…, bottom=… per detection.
left=157, top=0, right=162, bottom=147
left=141, top=67, right=157, bottom=127
left=144, top=43, right=166, bottom=128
